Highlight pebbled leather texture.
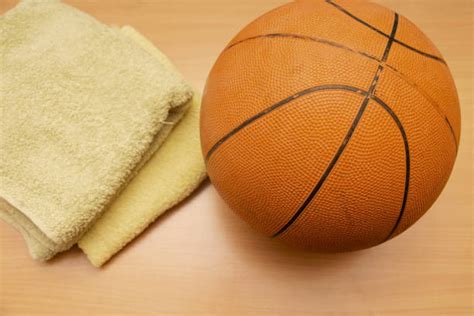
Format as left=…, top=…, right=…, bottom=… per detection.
left=200, top=0, right=460, bottom=251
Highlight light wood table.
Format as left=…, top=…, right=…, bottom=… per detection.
left=0, top=1, right=472, bottom=315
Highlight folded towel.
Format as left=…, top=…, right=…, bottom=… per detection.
left=79, top=94, right=206, bottom=267
left=0, top=0, right=193, bottom=260
left=78, top=27, right=207, bottom=267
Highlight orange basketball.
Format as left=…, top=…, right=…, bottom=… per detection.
left=200, top=0, right=460, bottom=251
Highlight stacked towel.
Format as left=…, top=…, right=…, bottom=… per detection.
left=0, top=0, right=206, bottom=265
left=78, top=27, right=207, bottom=267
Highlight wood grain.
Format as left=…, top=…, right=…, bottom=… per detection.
left=0, top=1, right=472, bottom=315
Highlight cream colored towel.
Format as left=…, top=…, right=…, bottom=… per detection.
left=80, top=94, right=206, bottom=267
left=0, top=0, right=193, bottom=260
left=79, top=27, right=207, bottom=267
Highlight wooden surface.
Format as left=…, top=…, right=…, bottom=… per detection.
left=0, top=1, right=472, bottom=315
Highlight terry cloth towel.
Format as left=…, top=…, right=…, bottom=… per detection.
left=0, top=0, right=193, bottom=260
left=78, top=27, right=207, bottom=267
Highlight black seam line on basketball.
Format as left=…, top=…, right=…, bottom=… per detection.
left=325, top=0, right=446, bottom=64
left=222, top=33, right=454, bottom=139
left=371, top=95, right=410, bottom=241
left=272, top=12, right=399, bottom=238
left=377, top=62, right=458, bottom=152
left=271, top=66, right=384, bottom=238
left=225, top=33, right=380, bottom=63
left=271, top=96, right=372, bottom=237
left=393, top=39, right=446, bottom=64
left=382, top=13, right=399, bottom=61
left=444, top=116, right=459, bottom=152
left=270, top=91, right=411, bottom=239
left=383, top=26, right=456, bottom=228
left=271, top=68, right=385, bottom=238
left=223, top=32, right=448, bottom=98
left=223, top=33, right=449, bottom=130
left=204, top=85, right=367, bottom=162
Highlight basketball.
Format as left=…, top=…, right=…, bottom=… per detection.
left=200, top=0, right=460, bottom=251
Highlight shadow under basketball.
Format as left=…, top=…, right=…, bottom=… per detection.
left=210, top=185, right=368, bottom=274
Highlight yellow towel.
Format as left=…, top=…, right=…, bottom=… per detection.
left=78, top=28, right=207, bottom=267
left=0, top=0, right=193, bottom=260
